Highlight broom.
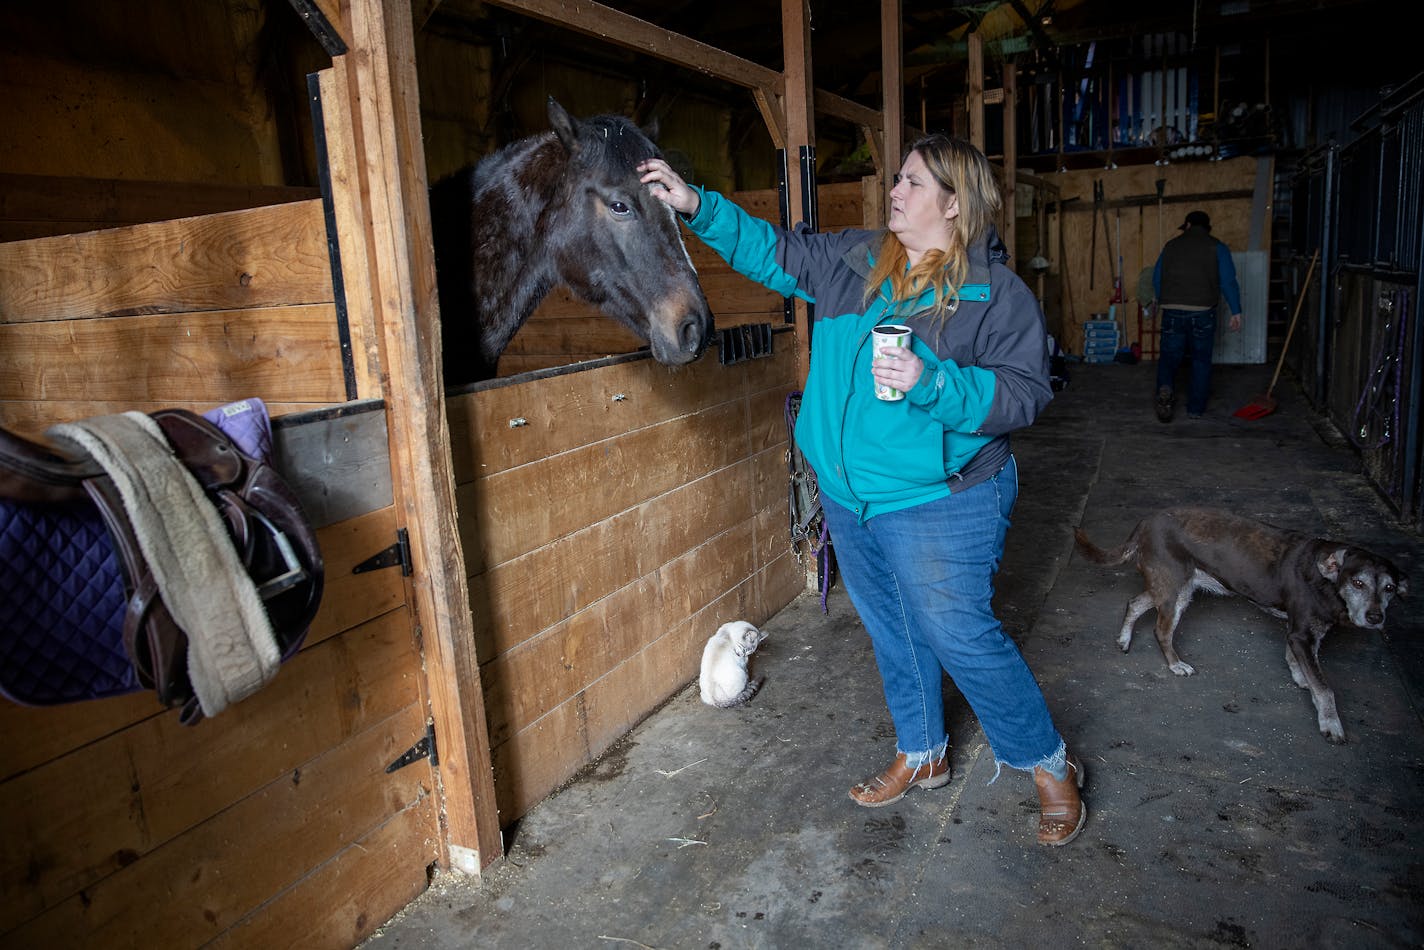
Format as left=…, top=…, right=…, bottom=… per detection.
left=1234, top=248, right=1319, bottom=420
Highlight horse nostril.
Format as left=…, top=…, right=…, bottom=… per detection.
left=679, top=312, right=707, bottom=353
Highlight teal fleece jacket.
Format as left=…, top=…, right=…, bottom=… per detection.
left=684, top=187, right=1053, bottom=521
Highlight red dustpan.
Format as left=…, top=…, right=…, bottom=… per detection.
left=1234, top=249, right=1319, bottom=420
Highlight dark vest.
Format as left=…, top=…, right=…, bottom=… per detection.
left=1158, top=229, right=1221, bottom=310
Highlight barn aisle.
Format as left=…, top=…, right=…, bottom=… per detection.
left=363, top=360, right=1423, bottom=948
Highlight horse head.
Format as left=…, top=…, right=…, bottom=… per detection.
left=431, top=98, right=714, bottom=385
left=541, top=98, right=714, bottom=369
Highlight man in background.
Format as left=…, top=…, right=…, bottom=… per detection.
left=1151, top=210, right=1242, bottom=421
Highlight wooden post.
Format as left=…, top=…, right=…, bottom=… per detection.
left=1002, top=55, right=1018, bottom=270
left=881, top=0, right=903, bottom=205
left=967, top=31, right=985, bottom=153
left=1056, top=65, right=1066, bottom=171
left=782, top=0, right=815, bottom=388
left=341, top=0, right=502, bottom=874
left=1036, top=188, right=1048, bottom=305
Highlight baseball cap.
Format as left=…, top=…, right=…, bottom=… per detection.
left=1179, top=210, right=1211, bottom=231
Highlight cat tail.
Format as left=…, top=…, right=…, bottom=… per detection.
left=716, top=676, right=764, bottom=708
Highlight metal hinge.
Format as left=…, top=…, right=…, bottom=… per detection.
left=353, top=527, right=412, bottom=576
left=385, top=720, right=438, bottom=773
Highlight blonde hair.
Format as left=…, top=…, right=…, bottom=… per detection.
left=864, top=134, right=1003, bottom=320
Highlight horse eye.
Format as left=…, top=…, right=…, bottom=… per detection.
left=610, top=201, right=632, bottom=217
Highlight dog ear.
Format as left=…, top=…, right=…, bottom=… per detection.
left=1396, top=576, right=1409, bottom=598
left=1316, top=546, right=1348, bottom=582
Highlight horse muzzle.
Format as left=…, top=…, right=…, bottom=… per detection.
left=648, top=292, right=714, bottom=365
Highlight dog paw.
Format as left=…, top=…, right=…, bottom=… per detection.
left=1169, top=660, right=1195, bottom=676
left=1318, top=709, right=1346, bottom=743
left=1117, top=636, right=1132, bottom=653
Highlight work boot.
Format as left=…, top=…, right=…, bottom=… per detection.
left=1155, top=386, right=1175, bottom=423
left=1034, top=751, right=1086, bottom=846
left=849, top=752, right=951, bottom=807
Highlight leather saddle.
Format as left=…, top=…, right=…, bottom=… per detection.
left=0, top=408, right=323, bottom=723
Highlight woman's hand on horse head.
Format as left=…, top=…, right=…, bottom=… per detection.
left=638, top=159, right=700, bottom=217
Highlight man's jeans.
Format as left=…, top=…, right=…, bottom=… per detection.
left=1157, top=308, right=1218, bottom=415
left=820, top=458, right=1066, bottom=776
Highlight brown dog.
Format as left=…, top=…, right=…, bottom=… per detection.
left=1074, top=507, right=1408, bottom=743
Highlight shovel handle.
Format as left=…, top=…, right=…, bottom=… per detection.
left=1265, top=248, right=1320, bottom=398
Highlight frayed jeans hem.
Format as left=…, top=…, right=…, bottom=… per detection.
left=986, top=737, right=1067, bottom=784
left=898, top=739, right=950, bottom=769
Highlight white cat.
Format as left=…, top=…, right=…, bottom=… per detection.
left=699, top=621, right=767, bottom=708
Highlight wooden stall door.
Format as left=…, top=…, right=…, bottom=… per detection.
left=0, top=201, right=443, bottom=946
left=448, top=345, right=805, bottom=823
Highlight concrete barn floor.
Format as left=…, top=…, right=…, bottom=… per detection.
left=363, top=358, right=1423, bottom=950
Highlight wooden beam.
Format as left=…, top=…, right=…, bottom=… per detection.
left=782, top=0, right=815, bottom=390
left=413, top=0, right=444, bottom=32
left=341, top=0, right=501, bottom=873
left=1002, top=56, right=1018, bottom=267
left=814, top=89, right=883, bottom=131
left=0, top=173, right=320, bottom=239
left=751, top=85, right=787, bottom=151
left=482, top=0, right=781, bottom=92
left=319, top=62, right=385, bottom=400
left=881, top=0, right=903, bottom=201
left=478, top=0, right=886, bottom=174
left=967, top=31, right=985, bottom=152
left=1052, top=188, right=1256, bottom=212
left=285, top=0, right=350, bottom=55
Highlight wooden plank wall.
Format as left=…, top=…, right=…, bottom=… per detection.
left=496, top=180, right=870, bottom=376
left=0, top=173, right=321, bottom=244
left=0, top=208, right=438, bottom=945
left=447, top=341, right=804, bottom=821
left=449, top=179, right=870, bottom=820
left=0, top=201, right=364, bottom=434
left=1046, top=156, right=1265, bottom=355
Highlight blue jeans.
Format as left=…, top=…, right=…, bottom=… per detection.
left=821, top=457, right=1066, bottom=778
left=1157, top=308, right=1217, bottom=415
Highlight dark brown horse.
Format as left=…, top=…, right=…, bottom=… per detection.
left=430, top=97, right=714, bottom=385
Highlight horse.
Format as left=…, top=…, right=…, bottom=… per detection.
left=430, top=97, right=715, bottom=385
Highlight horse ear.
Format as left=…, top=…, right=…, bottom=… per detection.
left=547, top=96, right=580, bottom=153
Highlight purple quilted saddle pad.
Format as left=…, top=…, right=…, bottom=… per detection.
left=0, top=499, right=136, bottom=705
left=203, top=397, right=272, bottom=464
left=0, top=399, right=274, bottom=708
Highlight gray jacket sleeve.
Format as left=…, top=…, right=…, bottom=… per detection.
left=973, top=268, right=1054, bottom=436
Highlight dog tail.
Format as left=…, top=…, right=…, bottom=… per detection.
left=715, top=676, right=764, bottom=708
left=1073, top=526, right=1137, bottom=566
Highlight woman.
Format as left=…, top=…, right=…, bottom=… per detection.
left=639, top=135, right=1085, bottom=847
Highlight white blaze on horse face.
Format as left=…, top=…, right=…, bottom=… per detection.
left=647, top=182, right=698, bottom=274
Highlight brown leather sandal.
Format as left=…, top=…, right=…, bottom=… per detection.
left=849, top=752, right=951, bottom=807
left=1034, top=751, right=1087, bottom=846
